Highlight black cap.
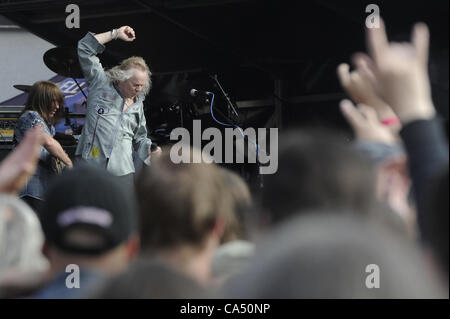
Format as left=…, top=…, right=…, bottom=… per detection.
left=40, top=165, right=137, bottom=255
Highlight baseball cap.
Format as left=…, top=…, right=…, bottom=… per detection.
left=39, top=165, right=138, bottom=255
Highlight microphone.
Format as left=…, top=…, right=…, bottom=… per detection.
left=190, top=89, right=213, bottom=97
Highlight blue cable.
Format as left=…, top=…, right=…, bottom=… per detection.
left=209, top=93, right=259, bottom=158
left=210, top=93, right=232, bottom=127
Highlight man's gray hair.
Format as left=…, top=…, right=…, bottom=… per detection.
left=105, top=56, right=152, bottom=99
left=0, top=195, right=48, bottom=281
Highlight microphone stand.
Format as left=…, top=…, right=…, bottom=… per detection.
left=208, top=74, right=263, bottom=189
left=210, top=74, right=239, bottom=121
left=67, top=64, right=88, bottom=101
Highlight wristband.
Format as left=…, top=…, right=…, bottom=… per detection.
left=111, top=29, right=118, bottom=40
left=381, top=117, right=400, bottom=126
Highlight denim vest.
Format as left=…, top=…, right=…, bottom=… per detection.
left=14, top=111, right=56, bottom=200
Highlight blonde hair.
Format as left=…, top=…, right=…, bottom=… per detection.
left=106, top=56, right=152, bottom=98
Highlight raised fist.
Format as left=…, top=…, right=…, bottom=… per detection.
left=117, top=26, right=136, bottom=42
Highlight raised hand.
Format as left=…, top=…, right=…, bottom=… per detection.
left=337, top=62, right=398, bottom=125
left=0, top=127, right=44, bottom=195
left=117, top=26, right=136, bottom=42
left=340, top=99, right=398, bottom=145
left=359, top=20, right=435, bottom=124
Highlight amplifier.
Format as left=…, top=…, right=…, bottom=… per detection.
left=0, top=106, right=22, bottom=143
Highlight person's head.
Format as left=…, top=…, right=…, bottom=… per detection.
left=106, top=56, right=152, bottom=100
left=136, top=147, right=233, bottom=256
left=40, top=165, right=139, bottom=275
left=91, top=257, right=209, bottom=299
left=217, top=168, right=253, bottom=243
left=262, top=129, right=378, bottom=225
left=0, top=195, right=48, bottom=281
left=24, top=81, right=65, bottom=123
left=225, top=212, right=447, bottom=298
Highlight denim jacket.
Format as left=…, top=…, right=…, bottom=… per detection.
left=14, top=111, right=55, bottom=200
left=75, top=32, right=152, bottom=176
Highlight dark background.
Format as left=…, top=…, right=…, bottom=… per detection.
left=1, top=0, right=448, bottom=127
left=1, top=0, right=448, bottom=186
